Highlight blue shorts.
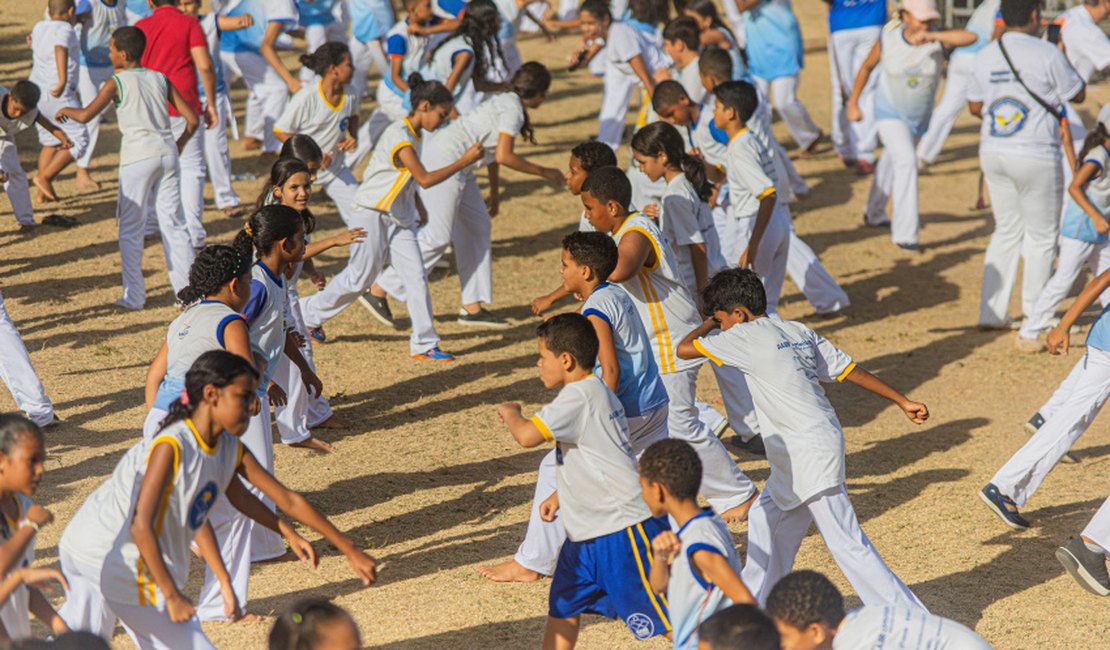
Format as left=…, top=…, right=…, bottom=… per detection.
left=548, top=516, right=671, bottom=641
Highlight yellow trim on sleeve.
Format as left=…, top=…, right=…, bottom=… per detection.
left=836, top=361, right=857, bottom=383
left=530, top=416, right=554, bottom=442
left=624, top=225, right=662, bottom=272
left=389, top=141, right=414, bottom=170
left=757, top=187, right=776, bottom=200
left=374, top=170, right=413, bottom=211
left=693, top=339, right=724, bottom=367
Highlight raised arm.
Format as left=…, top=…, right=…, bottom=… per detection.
left=843, top=366, right=929, bottom=424
left=261, top=21, right=301, bottom=94
left=495, top=403, right=548, bottom=448
left=677, top=317, right=718, bottom=360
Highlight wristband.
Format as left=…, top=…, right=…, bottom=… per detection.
left=18, top=519, right=40, bottom=533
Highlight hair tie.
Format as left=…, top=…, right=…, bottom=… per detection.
left=180, top=389, right=190, bottom=405
left=292, top=613, right=303, bottom=624
left=244, top=223, right=253, bottom=237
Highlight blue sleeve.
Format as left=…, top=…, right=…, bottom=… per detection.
left=582, top=308, right=612, bottom=328
left=386, top=34, right=406, bottom=56
left=708, top=119, right=729, bottom=146
left=75, top=0, right=92, bottom=15
left=216, top=314, right=247, bottom=348
left=685, top=542, right=727, bottom=590
left=437, top=0, right=467, bottom=18
left=241, top=279, right=268, bottom=324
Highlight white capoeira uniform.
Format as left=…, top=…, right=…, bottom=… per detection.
left=968, top=32, right=1084, bottom=327
left=29, top=19, right=90, bottom=162
left=112, top=68, right=196, bottom=310
left=58, top=420, right=241, bottom=648
left=834, top=606, right=992, bottom=649
left=198, top=12, right=242, bottom=212
left=0, top=87, right=40, bottom=228
left=695, top=318, right=924, bottom=611
left=0, top=494, right=40, bottom=641
left=274, top=255, right=334, bottom=443
left=296, top=0, right=347, bottom=84
left=75, top=0, right=128, bottom=171
left=827, top=0, right=886, bottom=165
left=0, top=291, right=54, bottom=428
left=596, top=20, right=670, bottom=150
left=1056, top=5, right=1110, bottom=152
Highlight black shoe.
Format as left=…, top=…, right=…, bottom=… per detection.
left=896, top=242, right=922, bottom=253
left=1057, top=536, right=1110, bottom=596
left=979, top=483, right=1031, bottom=530
left=358, top=293, right=396, bottom=327
left=457, top=307, right=509, bottom=328
left=729, top=434, right=766, bottom=457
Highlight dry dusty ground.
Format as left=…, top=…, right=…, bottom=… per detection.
left=2, top=2, right=1110, bottom=648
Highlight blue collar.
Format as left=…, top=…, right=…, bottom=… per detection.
left=595, top=281, right=612, bottom=291
left=676, top=509, right=714, bottom=536
left=254, top=260, right=284, bottom=288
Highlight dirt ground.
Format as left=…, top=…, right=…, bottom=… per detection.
left=3, top=2, right=1110, bottom=648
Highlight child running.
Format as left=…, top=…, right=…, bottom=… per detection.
left=56, top=351, right=377, bottom=647
left=0, top=81, right=74, bottom=230
left=73, top=0, right=127, bottom=192
left=496, top=313, right=671, bottom=647
left=678, top=268, right=928, bottom=609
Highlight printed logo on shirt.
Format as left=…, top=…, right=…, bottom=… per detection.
left=989, top=98, right=1029, bottom=138
left=627, top=613, right=655, bottom=640
left=339, top=116, right=351, bottom=133
left=177, top=324, right=191, bottom=339
left=188, top=481, right=220, bottom=530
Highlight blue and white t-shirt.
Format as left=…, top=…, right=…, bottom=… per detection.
left=827, top=0, right=886, bottom=33
left=220, top=0, right=299, bottom=54
left=958, top=0, right=1000, bottom=57
left=743, top=0, right=803, bottom=81
left=297, top=0, right=336, bottom=27
left=1062, top=144, right=1110, bottom=244
left=669, top=510, right=745, bottom=650
left=76, top=0, right=128, bottom=67
left=382, top=17, right=444, bottom=97
left=155, top=300, right=246, bottom=410
left=350, top=0, right=396, bottom=42
left=243, top=260, right=289, bottom=394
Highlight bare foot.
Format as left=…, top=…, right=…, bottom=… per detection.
left=720, top=492, right=759, bottom=524
left=289, top=435, right=334, bottom=452
left=223, top=206, right=245, bottom=219
left=241, top=137, right=262, bottom=151
left=477, top=560, right=542, bottom=583
left=32, top=176, right=57, bottom=202
left=312, top=414, right=348, bottom=429
left=231, top=613, right=263, bottom=624
left=75, top=169, right=100, bottom=192
left=254, top=549, right=299, bottom=564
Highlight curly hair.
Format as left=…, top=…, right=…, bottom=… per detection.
left=177, top=245, right=251, bottom=305
left=765, top=570, right=846, bottom=630
left=638, top=439, right=702, bottom=501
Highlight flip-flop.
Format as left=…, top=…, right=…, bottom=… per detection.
left=41, top=214, right=78, bottom=228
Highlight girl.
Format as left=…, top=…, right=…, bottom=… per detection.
left=1018, top=107, right=1110, bottom=350
left=846, top=4, right=974, bottom=251
left=422, top=0, right=505, bottom=113
left=682, top=0, right=745, bottom=77
left=296, top=0, right=348, bottom=85
left=369, top=63, right=565, bottom=328
left=143, top=246, right=253, bottom=440
left=269, top=599, right=361, bottom=650
left=56, top=351, right=377, bottom=648
left=273, top=42, right=362, bottom=227
left=631, top=121, right=725, bottom=298
left=0, top=415, right=67, bottom=643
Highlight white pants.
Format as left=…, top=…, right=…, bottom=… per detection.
left=866, top=119, right=921, bottom=247
left=1020, top=238, right=1110, bottom=339
left=302, top=208, right=389, bottom=327
left=598, top=70, right=640, bottom=150
left=204, top=92, right=241, bottom=210
left=348, top=88, right=404, bottom=169
left=349, top=37, right=388, bottom=102
left=916, top=52, right=973, bottom=165
left=117, top=155, right=196, bottom=309
left=320, top=165, right=363, bottom=227
left=514, top=406, right=670, bottom=575
left=660, top=368, right=758, bottom=513
left=35, top=92, right=89, bottom=160
left=754, top=75, right=821, bottom=151
left=786, top=227, right=850, bottom=314
left=0, top=139, right=34, bottom=226
left=274, top=287, right=334, bottom=443
left=114, top=601, right=216, bottom=650
left=829, top=27, right=881, bottom=164
left=1082, top=495, right=1110, bottom=551
left=992, top=348, right=1110, bottom=507
left=77, top=63, right=115, bottom=169
left=171, top=115, right=207, bottom=248
left=0, top=291, right=54, bottom=426
left=300, top=21, right=348, bottom=84
left=58, top=552, right=118, bottom=641
left=221, top=50, right=288, bottom=154
left=742, top=484, right=924, bottom=610
left=979, top=153, right=1062, bottom=326
left=721, top=210, right=791, bottom=314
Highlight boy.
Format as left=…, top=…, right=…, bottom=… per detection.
left=74, top=0, right=127, bottom=191
left=678, top=269, right=927, bottom=609
left=0, top=289, right=57, bottom=429
left=29, top=0, right=90, bottom=203
left=662, top=16, right=705, bottom=103
left=640, top=438, right=753, bottom=649
left=766, top=570, right=990, bottom=649
left=482, top=232, right=670, bottom=583
left=496, top=313, right=670, bottom=647
left=55, top=26, right=197, bottom=310
left=0, top=81, right=74, bottom=230
left=698, top=604, right=781, bottom=650
left=580, top=166, right=759, bottom=522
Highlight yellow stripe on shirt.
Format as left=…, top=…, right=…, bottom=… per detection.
left=531, top=416, right=554, bottom=442
left=639, top=272, right=675, bottom=373
left=836, top=361, right=857, bottom=383
left=138, top=436, right=181, bottom=606
left=375, top=170, right=412, bottom=211
left=693, top=339, right=724, bottom=366
left=757, top=187, right=776, bottom=200
left=637, top=272, right=671, bottom=374
left=627, top=526, right=671, bottom=631
left=624, top=226, right=662, bottom=272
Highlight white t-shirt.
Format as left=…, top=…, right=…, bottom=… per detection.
left=0, top=494, right=37, bottom=640
left=726, top=128, right=778, bottom=218
left=354, top=117, right=420, bottom=226
left=77, top=0, right=128, bottom=68
left=114, top=68, right=178, bottom=166
left=874, top=20, right=945, bottom=136
left=606, top=21, right=671, bottom=78
left=675, top=57, right=705, bottom=104
left=696, top=318, right=855, bottom=510
left=29, top=20, right=80, bottom=96
left=661, top=174, right=723, bottom=295
left=670, top=510, right=744, bottom=649
left=0, top=88, right=38, bottom=138
left=834, top=606, right=993, bottom=650
left=967, top=32, right=1085, bottom=161
left=424, top=33, right=475, bottom=102
left=530, top=375, right=651, bottom=542
left=434, top=91, right=525, bottom=167
left=1059, top=5, right=1110, bottom=85
left=273, top=81, right=358, bottom=184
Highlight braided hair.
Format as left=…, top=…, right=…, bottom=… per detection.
left=177, top=245, right=252, bottom=305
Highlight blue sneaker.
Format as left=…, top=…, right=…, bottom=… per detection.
left=412, top=347, right=455, bottom=362
left=307, top=326, right=327, bottom=344
left=979, top=483, right=1031, bottom=530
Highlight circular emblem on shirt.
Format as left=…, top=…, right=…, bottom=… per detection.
left=188, top=481, right=219, bottom=530
left=339, top=117, right=351, bottom=133
left=988, top=97, right=1030, bottom=138
left=907, top=76, right=920, bottom=88
left=627, top=613, right=655, bottom=640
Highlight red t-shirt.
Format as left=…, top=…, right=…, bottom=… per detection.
left=136, top=6, right=206, bottom=117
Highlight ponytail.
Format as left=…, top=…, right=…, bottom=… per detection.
left=631, top=122, right=712, bottom=201
left=1078, top=122, right=1110, bottom=166
left=233, top=204, right=304, bottom=260
left=428, top=0, right=504, bottom=89
left=407, top=73, right=454, bottom=109
left=298, top=41, right=350, bottom=78
left=509, top=62, right=551, bottom=145
left=177, top=245, right=251, bottom=305
left=158, top=350, right=259, bottom=433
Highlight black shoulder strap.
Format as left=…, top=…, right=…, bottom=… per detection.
left=998, top=34, right=1063, bottom=122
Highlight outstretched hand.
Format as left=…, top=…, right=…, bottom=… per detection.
left=900, top=401, right=929, bottom=425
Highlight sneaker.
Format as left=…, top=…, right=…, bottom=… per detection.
left=358, top=293, right=395, bottom=327
left=457, top=308, right=509, bottom=328
left=863, top=214, right=891, bottom=229
left=979, top=483, right=1031, bottom=530
left=307, top=326, right=327, bottom=344
left=729, top=434, right=766, bottom=457
left=896, top=243, right=922, bottom=253
left=412, top=347, right=455, bottom=362
left=1056, top=536, right=1110, bottom=596
left=1024, top=412, right=1078, bottom=463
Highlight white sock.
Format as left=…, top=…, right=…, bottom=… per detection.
left=1083, top=539, right=1106, bottom=555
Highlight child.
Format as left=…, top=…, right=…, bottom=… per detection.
left=269, top=599, right=362, bottom=650
left=0, top=289, right=57, bottom=430
left=480, top=231, right=670, bottom=583
left=348, top=0, right=397, bottom=105
left=320, top=77, right=481, bottom=359
left=1018, top=106, right=1110, bottom=351
left=683, top=0, right=745, bottom=80
left=579, top=167, right=759, bottom=522
left=0, top=415, right=68, bottom=643
left=662, top=16, right=705, bottom=103
left=273, top=41, right=362, bottom=227
left=0, top=81, right=74, bottom=230
left=367, top=63, right=564, bottom=329
left=846, top=0, right=975, bottom=251
left=577, top=0, right=670, bottom=149
left=677, top=268, right=927, bottom=608
left=143, top=245, right=253, bottom=440
left=982, top=267, right=1110, bottom=531
left=56, top=350, right=377, bottom=646
left=640, top=439, right=754, bottom=649
left=55, top=25, right=197, bottom=310
left=296, top=0, right=347, bottom=84
left=496, top=313, right=671, bottom=647
left=698, top=604, right=782, bottom=650
left=73, top=0, right=127, bottom=191
left=631, top=121, right=725, bottom=298
left=29, top=0, right=90, bottom=203
left=766, top=570, right=990, bottom=649
left=422, top=0, right=505, bottom=112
